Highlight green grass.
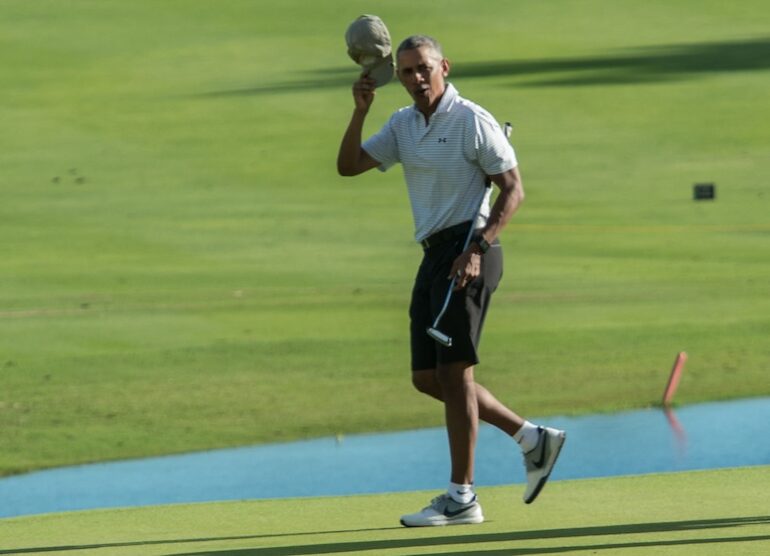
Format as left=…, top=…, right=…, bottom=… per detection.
left=1, top=0, right=770, bottom=476
left=3, top=467, right=769, bottom=555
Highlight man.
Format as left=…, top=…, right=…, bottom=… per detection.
left=337, top=34, right=566, bottom=527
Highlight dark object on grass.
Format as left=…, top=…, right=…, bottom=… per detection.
left=693, top=183, right=715, bottom=200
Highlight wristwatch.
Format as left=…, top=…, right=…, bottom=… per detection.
left=473, top=237, right=490, bottom=254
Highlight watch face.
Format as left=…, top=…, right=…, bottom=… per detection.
left=477, top=238, right=490, bottom=253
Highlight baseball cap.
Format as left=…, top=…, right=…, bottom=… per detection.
left=345, top=15, right=395, bottom=87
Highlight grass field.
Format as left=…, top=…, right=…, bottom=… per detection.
left=1, top=0, right=769, bottom=480
left=3, top=467, right=769, bottom=555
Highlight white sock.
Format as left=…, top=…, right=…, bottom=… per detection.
left=513, top=421, right=541, bottom=453
left=448, top=482, right=475, bottom=504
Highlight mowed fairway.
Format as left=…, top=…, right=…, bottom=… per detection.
left=3, top=467, right=769, bottom=555
left=1, top=0, right=769, bottom=492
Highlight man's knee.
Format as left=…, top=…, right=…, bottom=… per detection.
left=412, top=370, right=440, bottom=397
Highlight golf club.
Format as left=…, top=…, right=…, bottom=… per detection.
left=426, top=122, right=512, bottom=347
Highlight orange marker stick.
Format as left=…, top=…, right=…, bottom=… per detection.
left=663, top=352, right=687, bottom=406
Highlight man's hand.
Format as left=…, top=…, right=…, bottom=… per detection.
left=352, top=75, right=377, bottom=112
left=449, top=248, right=481, bottom=291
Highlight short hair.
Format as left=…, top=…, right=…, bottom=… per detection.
left=396, top=35, right=444, bottom=61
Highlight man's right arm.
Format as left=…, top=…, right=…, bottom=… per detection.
left=337, top=76, right=382, bottom=176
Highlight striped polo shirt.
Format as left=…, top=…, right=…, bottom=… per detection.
left=363, top=83, right=517, bottom=243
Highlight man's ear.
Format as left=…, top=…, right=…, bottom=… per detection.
left=442, top=58, right=451, bottom=77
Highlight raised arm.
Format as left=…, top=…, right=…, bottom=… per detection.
left=337, top=76, right=382, bottom=176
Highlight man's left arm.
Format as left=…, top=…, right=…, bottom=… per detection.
left=476, top=166, right=524, bottom=250
left=450, top=166, right=524, bottom=289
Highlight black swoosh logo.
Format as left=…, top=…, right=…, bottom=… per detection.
left=532, top=433, right=547, bottom=468
left=444, top=504, right=472, bottom=518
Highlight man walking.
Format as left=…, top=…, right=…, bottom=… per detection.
left=338, top=34, right=566, bottom=527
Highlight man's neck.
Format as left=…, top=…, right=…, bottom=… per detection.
left=418, top=90, right=446, bottom=124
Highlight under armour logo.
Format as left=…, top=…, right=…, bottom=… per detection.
left=438, top=138, right=447, bottom=143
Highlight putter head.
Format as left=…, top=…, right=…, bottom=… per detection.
left=426, top=327, right=452, bottom=347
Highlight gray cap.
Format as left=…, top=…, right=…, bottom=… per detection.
left=345, top=15, right=395, bottom=87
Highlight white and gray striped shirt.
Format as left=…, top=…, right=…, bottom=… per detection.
left=363, top=83, right=517, bottom=243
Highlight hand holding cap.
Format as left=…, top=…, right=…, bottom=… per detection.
left=345, top=15, right=395, bottom=87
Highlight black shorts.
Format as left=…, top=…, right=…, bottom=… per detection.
left=409, top=228, right=503, bottom=371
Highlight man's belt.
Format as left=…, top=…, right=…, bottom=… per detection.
left=420, top=221, right=472, bottom=250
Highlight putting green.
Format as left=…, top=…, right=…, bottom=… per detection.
left=3, top=466, right=769, bottom=555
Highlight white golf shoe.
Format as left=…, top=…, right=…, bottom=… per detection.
left=400, top=493, right=484, bottom=527
left=522, top=426, right=566, bottom=504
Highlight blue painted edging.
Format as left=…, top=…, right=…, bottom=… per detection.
left=0, top=397, right=768, bottom=518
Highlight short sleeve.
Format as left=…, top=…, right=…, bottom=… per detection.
left=473, top=114, right=518, bottom=176
left=362, top=115, right=400, bottom=172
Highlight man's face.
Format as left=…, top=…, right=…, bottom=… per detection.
left=397, top=46, right=449, bottom=114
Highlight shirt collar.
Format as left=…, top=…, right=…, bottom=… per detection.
left=434, top=82, right=458, bottom=114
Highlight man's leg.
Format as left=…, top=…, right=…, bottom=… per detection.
left=435, top=361, right=478, bottom=485
left=412, top=366, right=566, bottom=505
left=413, top=368, right=524, bottom=436
left=400, top=361, right=486, bottom=527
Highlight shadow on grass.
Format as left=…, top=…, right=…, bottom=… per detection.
left=0, top=528, right=403, bottom=555
left=5, top=516, right=767, bottom=555
left=452, top=36, right=770, bottom=87
left=198, top=37, right=770, bottom=97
